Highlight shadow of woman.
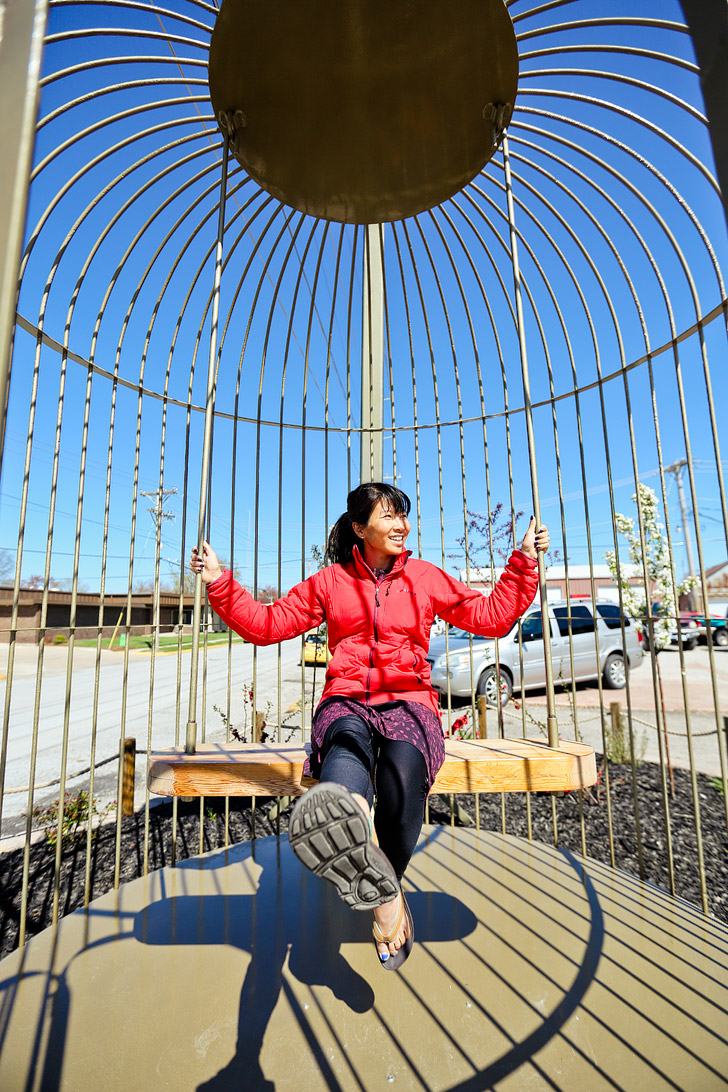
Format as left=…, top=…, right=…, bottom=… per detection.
left=133, top=833, right=478, bottom=1091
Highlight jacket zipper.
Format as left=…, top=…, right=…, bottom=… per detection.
left=365, top=584, right=380, bottom=705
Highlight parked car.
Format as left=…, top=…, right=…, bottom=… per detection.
left=642, top=604, right=699, bottom=651
left=670, top=615, right=700, bottom=650
left=681, top=612, right=728, bottom=647
left=427, top=599, right=644, bottom=707
left=302, top=633, right=331, bottom=665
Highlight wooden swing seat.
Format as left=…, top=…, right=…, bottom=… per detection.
left=147, top=737, right=597, bottom=798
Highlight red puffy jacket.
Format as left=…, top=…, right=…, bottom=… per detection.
left=207, top=545, right=539, bottom=718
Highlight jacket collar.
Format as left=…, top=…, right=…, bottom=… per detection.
left=351, top=543, right=411, bottom=581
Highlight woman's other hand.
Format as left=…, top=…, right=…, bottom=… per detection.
left=520, top=517, right=549, bottom=560
left=190, top=541, right=223, bottom=585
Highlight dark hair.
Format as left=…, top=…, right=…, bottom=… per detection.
left=325, top=483, right=411, bottom=566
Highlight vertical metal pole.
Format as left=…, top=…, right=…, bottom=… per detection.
left=361, top=224, right=384, bottom=482
left=0, top=0, right=49, bottom=480
left=186, top=129, right=230, bottom=753
left=501, top=128, right=559, bottom=749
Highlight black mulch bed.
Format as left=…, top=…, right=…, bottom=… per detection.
left=1, top=758, right=726, bottom=960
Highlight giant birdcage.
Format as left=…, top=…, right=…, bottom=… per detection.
left=1, top=3, right=728, bottom=1088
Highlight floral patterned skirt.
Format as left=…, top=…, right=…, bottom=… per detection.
left=305, top=696, right=445, bottom=791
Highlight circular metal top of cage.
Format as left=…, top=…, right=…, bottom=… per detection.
left=208, top=0, right=518, bottom=224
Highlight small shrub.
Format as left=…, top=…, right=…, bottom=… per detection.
left=604, top=709, right=646, bottom=766
left=52, top=633, right=67, bottom=645
left=32, top=789, right=114, bottom=847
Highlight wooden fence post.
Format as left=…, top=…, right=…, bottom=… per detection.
left=477, top=695, right=487, bottom=739
left=122, top=737, right=136, bottom=816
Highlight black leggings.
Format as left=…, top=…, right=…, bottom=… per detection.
left=318, top=713, right=429, bottom=881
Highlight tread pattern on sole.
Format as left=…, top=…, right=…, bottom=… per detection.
left=289, top=784, right=398, bottom=909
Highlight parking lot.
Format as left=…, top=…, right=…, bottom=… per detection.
left=541, top=643, right=728, bottom=712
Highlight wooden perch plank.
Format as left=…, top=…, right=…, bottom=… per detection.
left=147, top=738, right=597, bottom=798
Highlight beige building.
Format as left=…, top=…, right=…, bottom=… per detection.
left=705, top=560, right=728, bottom=597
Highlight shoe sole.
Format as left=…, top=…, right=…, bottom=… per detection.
left=289, top=783, right=399, bottom=910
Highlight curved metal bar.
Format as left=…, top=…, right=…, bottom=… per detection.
left=21, top=120, right=219, bottom=280
left=43, top=27, right=210, bottom=51
left=13, top=298, right=727, bottom=432
left=389, top=225, right=423, bottom=560
left=512, top=114, right=728, bottom=668
left=501, top=131, right=559, bottom=750
left=512, top=111, right=725, bottom=295
left=512, top=112, right=728, bottom=561
left=516, top=17, right=691, bottom=40
left=510, top=133, right=724, bottom=885
left=504, top=150, right=684, bottom=890
left=459, top=175, right=632, bottom=863
left=48, top=0, right=215, bottom=32
left=38, top=54, right=209, bottom=89
left=31, top=96, right=213, bottom=181
left=518, top=69, right=708, bottom=126
left=414, top=214, right=476, bottom=740
left=480, top=164, right=656, bottom=869
left=378, top=224, right=398, bottom=479
left=37, top=76, right=210, bottom=130
left=398, top=221, right=450, bottom=730
left=519, top=43, right=699, bottom=75
left=435, top=198, right=532, bottom=836
left=515, top=90, right=719, bottom=194
left=185, top=129, right=230, bottom=753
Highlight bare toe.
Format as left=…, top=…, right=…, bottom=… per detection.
left=373, top=891, right=407, bottom=962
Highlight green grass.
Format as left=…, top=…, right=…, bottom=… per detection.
left=72, top=633, right=243, bottom=650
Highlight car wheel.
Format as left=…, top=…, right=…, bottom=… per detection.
left=683, top=638, right=696, bottom=651
left=603, top=652, right=627, bottom=689
left=713, top=628, right=728, bottom=647
left=476, top=666, right=512, bottom=707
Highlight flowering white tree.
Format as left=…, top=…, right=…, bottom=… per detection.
left=604, top=482, right=696, bottom=651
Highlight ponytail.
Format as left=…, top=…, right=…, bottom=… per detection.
left=325, top=513, right=357, bottom=566
left=325, top=482, right=411, bottom=566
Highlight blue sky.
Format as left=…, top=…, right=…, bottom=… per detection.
left=2, top=0, right=727, bottom=596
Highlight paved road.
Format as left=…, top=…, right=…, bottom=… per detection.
left=1, top=641, right=726, bottom=840
left=0, top=639, right=323, bottom=836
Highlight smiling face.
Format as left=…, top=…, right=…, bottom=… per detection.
left=352, top=498, right=411, bottom=570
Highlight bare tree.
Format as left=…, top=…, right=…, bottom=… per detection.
left=0, top=549, right=14, bottom=585
left=449, top=505, right=563, bottom=576
left=256, top=585, right=278, bottom=604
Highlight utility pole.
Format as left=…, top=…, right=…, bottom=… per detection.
left=664, top=460, right=699, bottom=610
left=140, top=488, right=178, bottom=649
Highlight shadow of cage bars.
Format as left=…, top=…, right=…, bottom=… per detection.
left=0, top=0, right=726, bottom=953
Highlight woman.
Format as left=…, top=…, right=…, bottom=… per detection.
left=191, top=483, right=548, bottom=970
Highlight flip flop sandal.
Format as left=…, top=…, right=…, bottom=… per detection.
left=373, top=890, right=414, bottom=971
left=289, top=782, right=399, bottom=910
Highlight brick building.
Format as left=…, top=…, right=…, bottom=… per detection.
left=0, top=587, right=209, bottom=643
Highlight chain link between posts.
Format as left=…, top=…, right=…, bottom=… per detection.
left=499, top=704, right=718, bottom=738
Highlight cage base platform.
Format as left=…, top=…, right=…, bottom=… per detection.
left=1, top=828, right=727, bottom=1091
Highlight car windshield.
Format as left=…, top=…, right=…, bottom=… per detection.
left=448, top=627, right=473, bottom=640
